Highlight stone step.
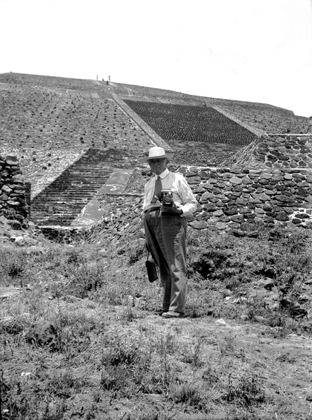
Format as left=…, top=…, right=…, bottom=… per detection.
left=37, top=188, right=107, bottom=195
left=30, top=147, right=116, bottom=226
left=39, top=182, right=108, bottom=189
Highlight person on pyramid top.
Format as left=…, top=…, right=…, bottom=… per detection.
left=143, top=146, right=198, bottom=319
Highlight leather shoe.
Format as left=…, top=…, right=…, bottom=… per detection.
left=161, top=311, right=184, bottom=318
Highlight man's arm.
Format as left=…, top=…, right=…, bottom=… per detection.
left=161, top=175, right=198, bottom=217
left=176, top=177, right=198, bottom=217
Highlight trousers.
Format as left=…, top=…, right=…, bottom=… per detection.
left=144, top=209, right=187, bottom=314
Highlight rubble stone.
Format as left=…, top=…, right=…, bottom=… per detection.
left=0, top=155, right=28, bottom=226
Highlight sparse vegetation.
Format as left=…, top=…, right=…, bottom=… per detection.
left=1, top=72, right=312, bottom=419
left=1, top=222, right=312, bottom=419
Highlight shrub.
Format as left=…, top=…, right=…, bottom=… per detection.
left=225, top=371, right=266, bottom=407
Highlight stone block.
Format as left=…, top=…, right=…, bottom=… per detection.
left=185, top=176, right=201, bottom=184
left=198, top=170, right=210, bottom=179
left=203, top=203, right=217, bottom=212
left=291, top=218, right=302, bottom=225
left=216, top=222, right=228, bottom=230
left=295, top=213, right=310, bottom=219
left=189, top=220, right=207, bottom=230
left=219, top=215, right=230, bottom=222
left=229, top=176, right=242, bottom=185
left=213, top=209, right=224, bottom=217
left=283, top=207, right=294, bottom=214
left=236, top=197, right=248, bottom=206
left=276, top=212, right=289, bottom=221
left=249, top=198, right=261, bottom=204
left=275, top=195, right=290, bottom=203
left=2, top=185, right=12, bottom=193
left=241, top=176, right=253, bottom=185
left=230, top=215, right=244, bottom=223
left=224, top=206, right=238, bottom=216
left=201, top=191, right=214, bottom=201
left=264, top=190, right=276, bottom=196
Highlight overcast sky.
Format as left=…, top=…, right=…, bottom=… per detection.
left=0, top=0, right=311, bottom=117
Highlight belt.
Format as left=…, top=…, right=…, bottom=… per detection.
left=144, top=207, right=160, bottom=213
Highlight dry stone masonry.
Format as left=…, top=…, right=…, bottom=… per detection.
left=224, top=135, right=312, bottom=169
left=90, top=163, right=312, bottom=245
left=0, top=155, right=28, bottom=228
left=184, top=166, right=312, bottom=231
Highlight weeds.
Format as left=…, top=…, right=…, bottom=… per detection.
left=170, top=382, right=204, bottom=409
left=202, top=363, right=220, bottom=385
left=219, top=335, right=237, bottom=358
left=0, top=248, right=27, bottom=286
left=1, top=224, right=312, bottom=419
left=128, top=244, right=145, bottom=265
left=225, top=371, right=265, bottom=407
left=182, top=337, right=205, bottom=367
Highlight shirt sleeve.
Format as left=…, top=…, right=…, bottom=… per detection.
left=142, top=182, right=150, bottom=210
left=176, top=176, right=198, bottom=217
left=143, top=178, right=156, bottom=211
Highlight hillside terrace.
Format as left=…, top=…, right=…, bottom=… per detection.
left=217, top=102, right=312, bottom=135
left=0, top=74, right=153, bottom=196
left=115, top=82, right=289, bottom=109
left=115, top=81, right=311, bottom=136
left=1, top=72, right=311, bottom=199
left=0, top=78, right=150, bottom=152
left=124, top=100, right=256, bottom=165
left=124, top=101, right=255, bottom=145
left=0, top=72, right=101, bottom=91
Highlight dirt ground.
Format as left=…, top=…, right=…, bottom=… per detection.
left=2, top=282, right=312, bottom=419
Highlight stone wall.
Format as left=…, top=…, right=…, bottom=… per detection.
left=223, top=135, right=312, bottom=169
left=0, top=155, right=28, bottom=227
left=1, top=154, right=311, bottom=234
left=83, top=164, right=312, bottom=247
left=182, top=166, right=312, bottom=231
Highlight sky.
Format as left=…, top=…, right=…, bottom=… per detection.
left=0, top=0, right=311, bottom=117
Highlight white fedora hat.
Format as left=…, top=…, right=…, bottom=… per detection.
left=146, top=146, right=170, bottom=161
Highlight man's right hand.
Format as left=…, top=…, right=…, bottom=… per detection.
left=151, top=195, right=161, bottom=204
left=161, top=203, right=183, bottom=215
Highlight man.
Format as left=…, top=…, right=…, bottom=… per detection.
left=143, top=146, right=198, bottom=318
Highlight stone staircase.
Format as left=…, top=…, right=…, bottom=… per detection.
left=30, top=148, right=120, bottom=226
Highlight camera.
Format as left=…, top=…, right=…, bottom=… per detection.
left=161, top=190, right=173, bottom=207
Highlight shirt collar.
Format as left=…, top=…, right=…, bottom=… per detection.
left=156, top=168, right=169, bottom=179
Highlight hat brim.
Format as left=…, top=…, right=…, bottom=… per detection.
left=146, top=154, right=169, bottom=161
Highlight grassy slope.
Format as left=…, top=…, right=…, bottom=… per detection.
left=1, top=221, right=312, bottom=420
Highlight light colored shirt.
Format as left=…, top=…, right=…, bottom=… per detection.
left=143, top=168, right=198, bottom=217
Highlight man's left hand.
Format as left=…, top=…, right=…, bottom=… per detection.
left=161, top=203, right=183, bottom=215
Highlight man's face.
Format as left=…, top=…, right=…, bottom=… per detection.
left=149, top=158, right=168, bottom=175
